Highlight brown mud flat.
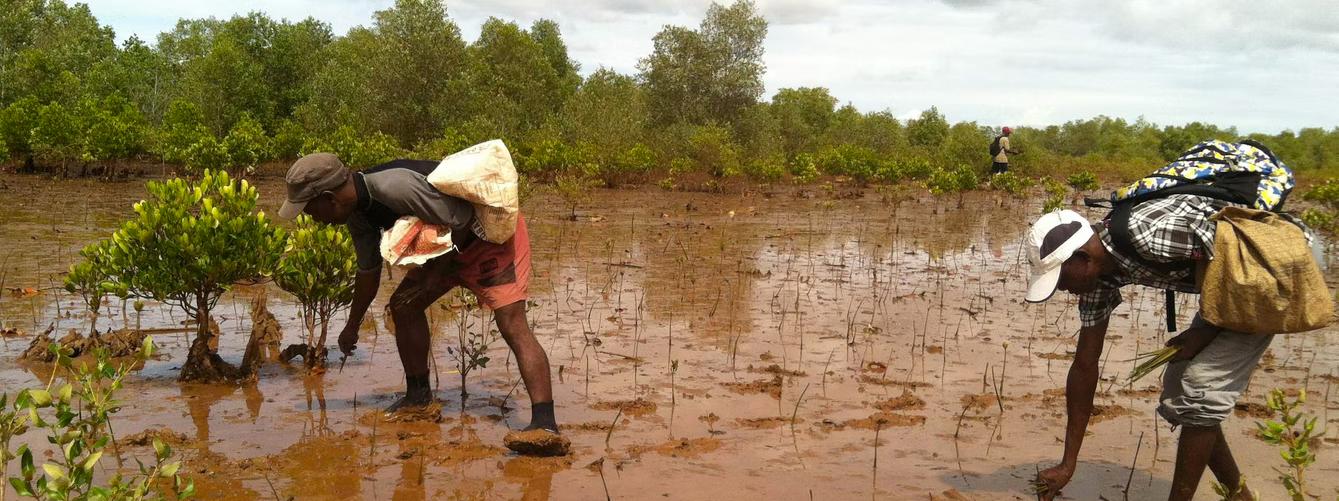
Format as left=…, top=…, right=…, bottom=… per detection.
left=2, top=176, right=1338, bottom=500
left=589, top=397, right=657, bottom=417
left=734, top=416, right=798, bottom=429
left=1089, top=404, right=1138, bottom=424
left=1234, top=401, right=1273, bottom=419
left=722, top=374, right=783, bottom=399
left=873, top=391, right=926, bottom=411
left=839, top=412, right=928, bottom=430
left=628, top=437, right=723, bottom=458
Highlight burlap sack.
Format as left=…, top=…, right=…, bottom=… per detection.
left=426, top=140, right=520, bottom=244
left=1200, top=206, right=1334, bottom=334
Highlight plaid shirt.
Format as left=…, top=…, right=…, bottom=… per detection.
left=1077, top=195, right=1237, bottom=327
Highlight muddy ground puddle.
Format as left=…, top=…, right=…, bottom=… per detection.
left=2, top=174, right=1338, bottom=500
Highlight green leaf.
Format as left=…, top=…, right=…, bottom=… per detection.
left=153, top=438, right=169, bottom=460
left=82, top=451, right=104, bottom=471
left=57, top=383, right=73, bottom=404
left=20, top=446, right=34, bottom=477
left=27, top=389, right=52, bottom=407
left=9, top=478, right=34, bottom=497
left=160, top=461, right=181, bottom=477
left=42, top=462, right=66, bottom=479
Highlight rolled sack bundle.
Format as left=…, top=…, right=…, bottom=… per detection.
left=381, top=216, right=454, bottom=267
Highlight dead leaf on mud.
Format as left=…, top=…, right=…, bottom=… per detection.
left=590, top=397, right=658, bottom=417
left=7, top=287, right=41, bottom=298
left=585, top=457, right=605, bottom=472
left=1, top=328, right=25, bottom=338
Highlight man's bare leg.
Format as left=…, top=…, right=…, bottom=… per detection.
left=1207, top=426, right=1254, bottom=500
left=493, top=301, right=555, bottom=430
left=1169, top=424, right=1220, bottom=501
left=385, top=272, right=449, bottom=411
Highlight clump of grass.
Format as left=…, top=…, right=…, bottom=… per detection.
left=1127, top=346, right=1180, bottom=383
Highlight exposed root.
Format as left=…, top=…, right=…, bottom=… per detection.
left=20, top=328, right=146, bottom=361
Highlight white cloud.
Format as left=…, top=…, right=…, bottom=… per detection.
left=82, top=0, right=1338, bottom=133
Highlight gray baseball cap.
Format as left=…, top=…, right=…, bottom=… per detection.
left=278, top=153, right=349, bottom=219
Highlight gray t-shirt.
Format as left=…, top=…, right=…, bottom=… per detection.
left=346, top=160, right=474, bottom=272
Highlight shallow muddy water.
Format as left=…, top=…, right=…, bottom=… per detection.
left=1, top=174, right=1337, bottom=500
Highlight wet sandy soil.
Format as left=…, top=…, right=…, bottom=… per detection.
left=2, top=174, right=1338, bottom=500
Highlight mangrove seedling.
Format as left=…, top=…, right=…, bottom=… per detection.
left=75, top=170, right=286, bottom=382
left=1066, top=170, right=1099, bottom=192
left=63, top=242, right=113, bottom=337
left=555, top=172, right=599, bottom=221
left=1041, top=177, right=1068, bottom=213
left=2, top=337, right=194, bottom=500
left=1255, top=389, right=1322, bottom=501
left=274, top=215, right=357, bottom=372
left=446, top=291, right=496, bottom=400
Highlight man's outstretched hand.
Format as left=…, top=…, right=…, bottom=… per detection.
left=1035, top=464, right=1073, bottom=500
left=338, top=323, right=360, bottom=356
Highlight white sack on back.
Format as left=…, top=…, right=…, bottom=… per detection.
left=426, top=140, right=519, bottom=244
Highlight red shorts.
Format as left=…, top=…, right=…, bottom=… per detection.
left=391, top=215, right=530, bottom=310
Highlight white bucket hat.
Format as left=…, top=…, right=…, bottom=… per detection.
left=1025, top=210, right=1095, bottom=303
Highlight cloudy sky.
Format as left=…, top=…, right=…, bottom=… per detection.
left=84, top=0, right=1339, bottom=133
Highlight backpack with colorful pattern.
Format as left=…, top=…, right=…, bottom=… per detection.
left=1086, top=139, right=1295, bottom=332
left=1107, top=139, right=1294, bottom=211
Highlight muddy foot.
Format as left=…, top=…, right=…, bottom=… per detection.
left=384, top=401, right=444, bottom=423
left=385, top=388, right=434, bottom=414
left=504, top=429, right=571, bottom=457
